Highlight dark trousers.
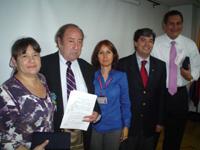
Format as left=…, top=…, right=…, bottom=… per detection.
left=119, top=129, right=157, bottom=150
left=91, top=129, right=121, bottom=150
left=163, top=86, right=188, bottom=150
left=153, top=132, right=160, bottom=149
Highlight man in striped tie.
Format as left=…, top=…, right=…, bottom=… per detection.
left=40, top=24, right=100, bottom=150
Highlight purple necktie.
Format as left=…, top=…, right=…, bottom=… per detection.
left=66, top=61, right=76, bottom=99
left=168, top=41, right=177, bottom=95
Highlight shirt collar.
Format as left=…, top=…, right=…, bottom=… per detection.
left=96, top=69, right=114, bottom=78
left=58, top=51, right=77, bottom=65
left=164, top=33, right=182, bottom=45
left=135, top=52, right=150, bottom=64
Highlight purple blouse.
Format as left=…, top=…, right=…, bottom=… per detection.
left=0, top=74, right=55, bottom=149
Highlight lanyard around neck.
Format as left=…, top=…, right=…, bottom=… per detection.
left=97, top=75, right=112, bottom=90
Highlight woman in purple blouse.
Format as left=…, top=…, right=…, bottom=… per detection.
left=0, top=37, right=56, bottom=150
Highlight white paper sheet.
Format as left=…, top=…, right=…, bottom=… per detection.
left=60, top=90, right=97, bottom=131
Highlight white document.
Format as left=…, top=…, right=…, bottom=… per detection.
left=60, top=90, right=97, bottom=131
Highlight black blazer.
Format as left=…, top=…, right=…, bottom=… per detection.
left=117, top=53, right=166, bottom=137
left=40, top=51, right=100, bottom=149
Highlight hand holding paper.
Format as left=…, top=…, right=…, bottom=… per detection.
left=83, top=111, right=99, bottom=122
left=60, top=90, right=97, bottom=131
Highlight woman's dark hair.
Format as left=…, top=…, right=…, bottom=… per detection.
left=91, top=40, right=119, bottom=70
left=11, top=37, right=41, bottom=60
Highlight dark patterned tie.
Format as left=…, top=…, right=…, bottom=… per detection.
left=66, top=61, right=76, bottom=99
left=140, top=60, right=148, bottom=88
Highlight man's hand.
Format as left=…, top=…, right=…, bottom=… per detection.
left=83, top=111, right=99, bottom=122
left=120, top=127, right=129, bottom=142
left=16, top=145, right=29, bottom=150
left=155, top=124, right=163, bottom=133
left=33, top=140, right=49, bottom=150
left=180, top=66, right=193, bottom=81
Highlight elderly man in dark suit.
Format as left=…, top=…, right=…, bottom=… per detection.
left=117, top=28, right=166, bottom=150
left=40, top=23, right=100, bottom=150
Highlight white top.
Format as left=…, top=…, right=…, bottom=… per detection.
left=152, top=34, right=200, bottom=88
left=59, top=52, right=87, bottom=111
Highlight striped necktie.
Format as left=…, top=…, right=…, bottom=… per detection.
left=66, top=61, right=76, bottom=99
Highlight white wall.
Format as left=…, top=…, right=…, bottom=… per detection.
left=195, top=7, right=200, bottom=43
left=0, top=0, right=170, bottom=84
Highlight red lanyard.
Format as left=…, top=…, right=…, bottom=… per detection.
left=97, top=75, right=112, bottom=96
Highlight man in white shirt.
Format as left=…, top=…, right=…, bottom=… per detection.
left=152, top=10, right=200, bottom=150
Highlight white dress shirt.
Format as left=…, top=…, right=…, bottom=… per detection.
left=59, top=52, right=87, bottom=111
left=152, top=34, right=200, bottom=88
left=136, top=52, right=150, bottom=75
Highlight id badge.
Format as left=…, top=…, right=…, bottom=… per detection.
left=97, top=96, right=107, bottom=104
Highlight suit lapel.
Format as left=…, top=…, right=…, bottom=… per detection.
left=77, top=58, right=94, bottom=94
left=53, top=52, right=62, bottom=97
left=49, top=52, right=65, bottom=120
left=146, top=56, right=156, bottom=89
left=132, top=53, right=144, bottom=88
left=78, top=59, right=87, bottom=85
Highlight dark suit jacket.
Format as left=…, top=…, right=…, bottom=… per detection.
left=40, top=51, right=100, bottom=150
left=117, top=53, right=166, bottom=137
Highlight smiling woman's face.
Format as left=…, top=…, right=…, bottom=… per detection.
left=13, top=45, right=41, bottom=76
